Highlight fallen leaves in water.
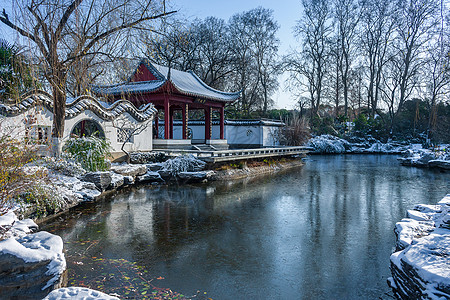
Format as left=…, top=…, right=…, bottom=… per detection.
left=67, top=255, right=210, bottom=299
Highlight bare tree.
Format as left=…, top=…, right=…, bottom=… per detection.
left=193, top=17, right=234, bottom=90
left=359, top=0, right=395, bottom=118
left=332, top=0, right=361, bottom=118
left=112, top=115, right=152, bottom=163
left=1, top=0, right=175, bottom=155
left=422, top=1, right=450, bottom=139
left=247, top=8, right=280, bottom=114
left=286, top=0, right=332, bottom=119
left=384, top=0, right=439, bottom=132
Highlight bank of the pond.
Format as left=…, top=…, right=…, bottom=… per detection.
left=30, top=156, right=304, bottom=222
left=388, top=194, right=450, bottom=299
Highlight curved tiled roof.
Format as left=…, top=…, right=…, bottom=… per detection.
left=0, top=91, right=156, bottom=122
left=93, top=59, right=241, bottom=103
left=153, top=63, right=241, bottom=102
left=91, top=80, right=165, bottom=97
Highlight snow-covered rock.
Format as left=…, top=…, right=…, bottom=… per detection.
left=44, top=287, right=119, bottom=300
left=428, top=160, right=450, bottom=170
left=130, top=151, right=166, bottom=164
left=388, top=194, right=450, bottom=299
left=123, top=175, right=134, bottom=185
left=0, top=231, right=66, bottom=299
left=0, top=211, right=38, bottom=239
left=136, top=171, right=163, bottom=183
left=146, top=162, right=164, bottom=172
left=111, top=163, right=147, bottom=177
left=160, top=154, right=206, bottom=176
left=80, top=172, right=112, bottom=191
left=76, top=188, right=102, bottom=202
left=109, top=172, right=124, bottom=189
left=306, top=135, right=351, bottom=153
left=398, top=148, right=450, bottom=169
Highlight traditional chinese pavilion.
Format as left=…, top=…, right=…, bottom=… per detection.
left=93, top=59, right=240, bottom=149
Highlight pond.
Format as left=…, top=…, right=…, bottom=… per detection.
left=42, top=155, right=449, bottom=299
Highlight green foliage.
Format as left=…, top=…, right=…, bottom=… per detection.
left=20, top=184, right=63, bottom=218
left=0, top=126, right=47, bottom=215
left=311, top=116, right=338, bottom=136
left=63, top=137, right=111, bottom=172
left=0, top=39, right=38, bottom=102
left=353, top=113, right=369, bottom=132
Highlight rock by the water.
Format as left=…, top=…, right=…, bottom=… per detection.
left=388, top=194, right=450, bottom=299
left=428, top=159, right=450, bottom=170
left=0, top=211, right=38, bottom=239
left=109, top=172, right=124, bottom=189
left=136, top=171, right=163, bottom=183
left=76, top=188, right=101, bottom=201
left=44, top=287, right=119, bottom=300
left=146, top=162, right=164, bottom=172
left=399, top=149, right=450, bottom=170
left=306, top=135, right=351, bottom=153
left=178, top=171, right=215, bottom=182
left=123, top=175, right=135, bottom=185
left=111, top=164, right=147, bottom=177
left=0, top=231, right=66, bottom=299
left=80, top=172, right=112, bottom=191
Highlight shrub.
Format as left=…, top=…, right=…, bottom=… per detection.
left=43, top=154, right=86, bottom=176
left=277, top=113, right=311, bottom=146
left=0, top=124, right=48, bottom=214
left=19, top=184, right=64, bottom=218
left=63, top=137, right=111, bottom=172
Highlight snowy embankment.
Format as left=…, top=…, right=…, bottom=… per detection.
left=306, top=134, right=409, bottom=154
left=0, top=154, right=211, bottom=299
left=0, top=211, right=66, bottom=299
left=37, top=154, right=211, bottom=212
left=398, top=147, right=450, bottom=170
left=388, top=194, right=450, bottom=299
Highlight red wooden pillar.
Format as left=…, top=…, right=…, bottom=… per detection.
left=205, top=107, right=211, bottom=140
left=164, top=96, right=170, bottom=139
left=169, top=107, right=174, bottom=139
left=182, top=104, right=188, bottom=139
left=220, top=106, right=225, bottom=140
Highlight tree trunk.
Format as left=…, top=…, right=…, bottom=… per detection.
left=51, top=74, right=67, bottom=157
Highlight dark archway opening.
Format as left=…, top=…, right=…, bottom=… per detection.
left=71, top=119, right=105, bottom=138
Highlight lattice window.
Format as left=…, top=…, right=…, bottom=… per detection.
left=25, top=125, right=51, bottom=144
left=117, top=128, right=134, bottom=143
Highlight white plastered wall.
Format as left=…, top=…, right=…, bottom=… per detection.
left=0, top=105, right=153, bottom=154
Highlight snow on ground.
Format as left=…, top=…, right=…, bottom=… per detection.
left=306, top=134, right=409, bottom=154
left=0, top=210, right=38, bottom=239
left=306, top=135, right=351, bottom=153
left=388, top=194, right=450, bottom=299
left=43, top=287, right=120, bottom=300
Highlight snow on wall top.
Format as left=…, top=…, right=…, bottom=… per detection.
left=0, top=91, right=157, bottom=123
